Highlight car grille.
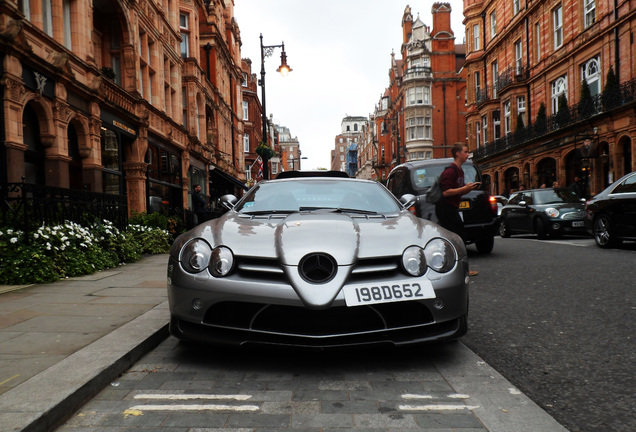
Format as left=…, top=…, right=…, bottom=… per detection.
left=236, top=256, right=402, bottom=283
left=191, top=300, right=442, bottom=347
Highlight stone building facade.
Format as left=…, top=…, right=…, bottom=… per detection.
left=464, top=0, right=635, bottom=197
left=0, top=0, right=248, bottom=223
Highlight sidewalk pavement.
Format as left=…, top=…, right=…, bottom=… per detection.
left=0, top=254, right=569, bottom=432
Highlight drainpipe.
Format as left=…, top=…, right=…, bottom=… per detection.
left=525, top=16, right=531, bottom=124
left=442, top=80, right=447, bottom=155
left=614, top=0, right=620, bottom=77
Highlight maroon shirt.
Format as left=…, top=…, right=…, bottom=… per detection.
left=439, top=163, right=465, bottom=208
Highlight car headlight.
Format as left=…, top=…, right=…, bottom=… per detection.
left=424, top=238, right=456, bottom=273
left=402, top=246, right=427, bottom=276
left=180, top=239, right=212, bottom=273
left=545, top=207, right=559, bottom=218
left=209, top=246, right=234, bottom=277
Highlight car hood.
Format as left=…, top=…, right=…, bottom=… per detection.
left=180, top=210, right=457, bottom=264
left=533, top=202, right=585, bottom=212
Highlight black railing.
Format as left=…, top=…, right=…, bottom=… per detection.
left=497, top=64, right=530, bottom=92
left=1, top=181, right=128, bottom=236
left=473, top=78, right=636, bottom=160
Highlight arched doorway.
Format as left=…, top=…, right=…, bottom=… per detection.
left=564, top=150, right=578, bottom=187
left=503, top=167, right=519, bottom=196
left=536, top=157, right=557, bottom=188
left=23, top=104, right=45, bottom=185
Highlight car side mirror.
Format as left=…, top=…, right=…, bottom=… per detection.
left=220, top=194, right=238, bottom=210
left=519, top=200, right=527, bottom=207
left=399, top=194, right=417, bottom=208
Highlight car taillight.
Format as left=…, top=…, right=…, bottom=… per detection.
left=488, top=196, right=498, bottom=214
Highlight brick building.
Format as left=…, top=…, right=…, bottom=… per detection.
left=1, top=0, right=249, bottom=226
left=464, top=0, right=634, bottom=197
left=370, top=3, right=467, bottom=182
left=240, top=58, right=262, bottom=186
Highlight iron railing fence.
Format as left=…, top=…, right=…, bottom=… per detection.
left=1, top=181, right=128, bottom=238
left=473, top=78, right=636, bottom=160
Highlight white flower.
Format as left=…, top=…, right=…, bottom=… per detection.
left=46, top=243, right=52, bottom=250
left=7, top=229, right=13, bottom=235
left=10, top=237, right=18, bottom=243
left=33, top=233, right=39, bottom=239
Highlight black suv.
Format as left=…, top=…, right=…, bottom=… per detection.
left=387, top=158, right=499, bottom=253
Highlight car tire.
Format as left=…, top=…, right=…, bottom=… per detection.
left=476, top=235, right=495, bottom=253
left=536, top=218, right=548, bottom=240
left=593, top=214, right=620, bottom=249
left=499, top=220, right=511, bottom=238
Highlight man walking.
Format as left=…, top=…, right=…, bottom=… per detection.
left=435, top=143, right=481, bottom=275
left=192, top=184, right=207, bottom=225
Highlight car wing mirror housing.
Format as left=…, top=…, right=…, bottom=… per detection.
left=400, top=194, right=417, bottom=208
left=220, top=194, right=238, bottom=210
left=519, top=200, right=527, bottom=206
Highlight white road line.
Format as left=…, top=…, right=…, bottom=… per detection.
left=133, top=393, right=252, bottom=401
left=399, top=404, right=480, bottom=411
left=129, top=404, right=259, bottom=412
left=402, top=393, right=470, bottom=400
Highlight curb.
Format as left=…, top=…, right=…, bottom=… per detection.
left=0, top=302, right=170, bottom=432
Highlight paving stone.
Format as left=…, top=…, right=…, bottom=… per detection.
left=260, top=400, right=320, bottom=415
left=320, top=399, right=380, bottom=414
left=292, top=389, right=350, bottom=401
left=353, top=412, right=420, bottom=428
left=413, top=412, right=485, bottom=429
left=292, top=413, right=354, bottom=428
left=161, top=412, right=230, bottom=427
left=226, top=413, right=290, bottom=428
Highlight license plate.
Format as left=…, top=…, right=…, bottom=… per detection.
left=572, top=221, right=584, bottom=227
left=459, top=201, right=470, bottom=209
left=343, top=279, right=435, bottom=307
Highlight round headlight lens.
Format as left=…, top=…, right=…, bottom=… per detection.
left=209, top=246, right=234, bottom=277
left=424, top=238, right=456, bottom=273
left=402, top=246, right=427, bottom=276
left=545, top=207, right=559, bottom=218
left=180, top=239, right=212, bottom=273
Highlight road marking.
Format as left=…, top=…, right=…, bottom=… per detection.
left=127, top=393, right=259, bottom=413
left=129, top=404, right=259, bottom=412
left=400, top=404, right=480, bottom=411
left=133, top=393, right=252, bottom=401
left=0, top=374, right=20, bottom=386
left=402, top=393, right=470, bottom=400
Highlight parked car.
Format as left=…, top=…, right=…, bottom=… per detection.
left=386, top=158, right=499, bottom=253
left=493, top=195, right=508, bottom=216
left=167, top=174, right=470, bottom=348
left=585, top=171, right=636, bottom=248
left=499, top=188, right=587, bottom=239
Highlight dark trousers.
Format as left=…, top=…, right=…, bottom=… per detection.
left=435, top=202, right=467, bottom=243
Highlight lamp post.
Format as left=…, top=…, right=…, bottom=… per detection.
left=259, top=34, right=292, bottom=180
left=290, top=156, right=307, bottom=171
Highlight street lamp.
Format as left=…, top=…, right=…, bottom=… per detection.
left=259, top=34, right=292, bottom=179
left=290, top=156, right=307, bottom=171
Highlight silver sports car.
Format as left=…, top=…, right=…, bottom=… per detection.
left=167, top=173, right=470, bottom=348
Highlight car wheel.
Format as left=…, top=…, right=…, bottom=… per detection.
left=476, top=236, right=495, bottom=253
left=499, top=220, right=511, bottom=238
left=593, top=214, right=620, bottom=248
left=536, top=218, right=548, bottom=240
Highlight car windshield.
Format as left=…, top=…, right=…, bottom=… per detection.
left=235, top=179, right=402, bottom=214
left=410, top=163, right=479, bottom=192
left=534, top=188, right=581, bottom=204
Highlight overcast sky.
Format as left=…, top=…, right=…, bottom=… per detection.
left=233, top=1, right=466, bottom=170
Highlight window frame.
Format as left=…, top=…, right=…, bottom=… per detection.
left=553, top=5, right=563, bottom=50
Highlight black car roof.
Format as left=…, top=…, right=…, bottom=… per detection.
left=275, top=170, right=349, bottom=179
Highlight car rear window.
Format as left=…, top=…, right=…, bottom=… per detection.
left=410, top=163, right=480, bottom=192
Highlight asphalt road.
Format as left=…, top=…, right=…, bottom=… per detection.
left=463, top=236, right=636, bottom=432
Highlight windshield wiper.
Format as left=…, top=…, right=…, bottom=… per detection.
left=241, top=209, right=297, bottom=215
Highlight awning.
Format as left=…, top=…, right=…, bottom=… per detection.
left=209, top=165, right=249, bottom=190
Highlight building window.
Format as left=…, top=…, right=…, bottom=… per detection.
left=582, top=57, right=600, bottom=96
left=42, top=0, right=53, bottom=36
left=474, top=71, right=481, bottom=96
left=406, top=117, right=426, bottom=141
left=514, top=40, right=523, bottom=75
left=513, top=0, right=520, bottom=15
left=182, top=86, right=188, bottom=129
left=180, top=13, right=190, bottom=58
left=535, top=22, right=541, bottom=62
left=492, top=61, right=498, bottom=99
left=475, top=122, right=481, bottom=148
left=473, top=24, right=480, bottom=50
left=423, top=86, right=431, bottom=104
left=585, top=0, right=596, bottom=28
left=242, top=101, right=249, bottom=120
left=517, top=96, right=526, bottom=127
left=63, top=0, right=72, bottom=49
left=553, top=5, right=563, bottom=50
left=407, top=86, right=425, bottom=106
left=551, top=76, right=567, bottom=113
left=242, top=72, right=248, bottom=87
left=493, top=110, right=501, bottom=140
left=504, top=101, right=511, bottom=134
left=243, top=134, right=250, bottom=153
left=490, top=10, right=497, bottom=38
left=482, top=115, right=488, bottom=144
left=424, top=116, right=431, bottom=139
